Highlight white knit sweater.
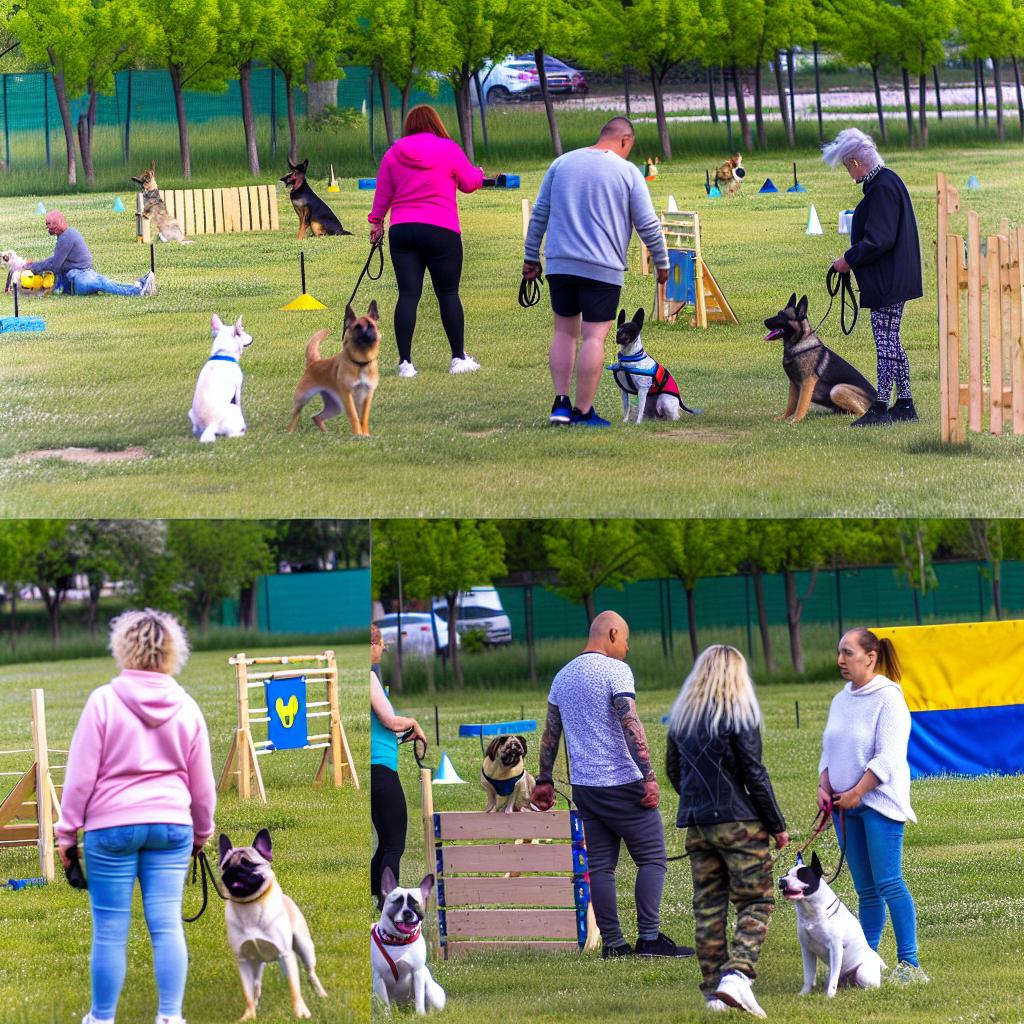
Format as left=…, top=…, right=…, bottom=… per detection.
left=818, top=674, right=916, bottom=823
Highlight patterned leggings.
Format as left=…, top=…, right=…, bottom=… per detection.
left=870, top=302, right=911, bottom=403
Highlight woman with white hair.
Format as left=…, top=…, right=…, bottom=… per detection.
left=56, top=609, right=216, bottom=1024
left=822, top=128, right=922, bottom=427
left=666, top=645, right=788, bottom=1017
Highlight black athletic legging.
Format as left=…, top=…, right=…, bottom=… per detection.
left=371, top=763, right=408, bottom=902
left=388, top=222, right=466, bottom=363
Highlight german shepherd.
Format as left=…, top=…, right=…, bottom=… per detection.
left=288, top=301, right=380, bottom=436
left=130, top=160, right=187, bottom=242
left=280, top=160, right=351, bottom=239
left=763, top=293, right=876, bottom=423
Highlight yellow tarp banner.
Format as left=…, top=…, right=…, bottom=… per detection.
left=873, top=619, right=1024, bottom=712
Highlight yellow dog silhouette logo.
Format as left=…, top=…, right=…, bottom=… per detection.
left=275, top=694, right=300, bottom=729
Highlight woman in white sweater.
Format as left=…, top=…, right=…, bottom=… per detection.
left=818, top=628, right=927, bottom=983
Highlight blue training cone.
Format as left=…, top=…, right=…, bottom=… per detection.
left=967, top=175, right=981, bottom=191
left=707, top=185, right=722, bottom=198
left=432, top=751, right=466, bottom=785
left=759, top=178, right=778, bottom=194
left=112, top=196, right=125, bottom=212
left=34, top=201, right=46, bottom=214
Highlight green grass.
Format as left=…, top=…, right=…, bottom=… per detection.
left=2, top=135, right=1024, bottom=517
left=385, top=681, right=1024, bottom=1023
left=0, top=643, right=369, bottom=1024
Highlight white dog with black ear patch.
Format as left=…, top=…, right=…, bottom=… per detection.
left=779, top=851, right=885, bottom=996
left=371, top=868, right=446, bottom=1014
left=190, top=314, right=253, bottom=442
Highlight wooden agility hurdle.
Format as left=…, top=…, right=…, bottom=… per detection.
left=936, top=172, right=1024, bottom=443
left=219, top=651, right=359, bottom=802
left=0, top=690, right=63, bottom=882
left=135, top=185, right=280, bottom=243
left=420, top=768, right=599, bottom=958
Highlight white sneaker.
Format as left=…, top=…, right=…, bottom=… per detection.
left=888, top=961, right=930, bottom=985
left=82, top=1014, right=114, bottom=1024
left=154, top=1016, right=187, bottom=1024
left=138, top=270, right=157, bottom=297
left=714, top=972, right=767, bottom=1019
left=706, top=997, right=730, bottom=1012
left=398, top=360, right=417, bottom=378
left=450, top=354, right=480, bottom=374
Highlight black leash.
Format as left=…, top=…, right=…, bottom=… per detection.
left=519, top=269, right=543, bottom=309
left=815, top=268, right=858, bottom=336
left=345, top=238, right=385, bottom=311
left=182, top=849, right=230, bottom=923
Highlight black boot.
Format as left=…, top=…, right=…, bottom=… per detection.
left=889, top=397, right=919, bottom=422
left=851, top=400, right=893, bottom=427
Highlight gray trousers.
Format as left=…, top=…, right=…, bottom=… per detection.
left=573, top=781, right=668, bottom=945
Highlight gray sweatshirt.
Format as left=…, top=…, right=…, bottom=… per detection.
left=33, top=227, right=93, bottom=276
left=524, top=148, right=669, bottom=286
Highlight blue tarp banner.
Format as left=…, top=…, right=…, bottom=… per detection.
left=909, top=705, right=1024, bottom=778
left=265, top=675, right=308, bottom=751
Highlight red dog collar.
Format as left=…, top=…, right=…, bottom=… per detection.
left=372, top=924, right=421, bottom=981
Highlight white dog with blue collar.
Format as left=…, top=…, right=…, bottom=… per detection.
left=190, top=314, right=253, bottom=443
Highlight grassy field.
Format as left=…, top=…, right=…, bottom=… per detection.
left=0, top=643, right=369, bottom=1024
left=383, top=681, right=1024, bottom=1023
left=2, top=135, right=1024, bottom=518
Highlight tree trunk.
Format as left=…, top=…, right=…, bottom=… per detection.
left=993, top=559, right=1003, bottom=618
left=200, top=591, right=211, bottom=634
left=751, top=568, right=774, bottom=673
left=783, top=570, right=804, bottom=673
left=240, top=583, right=258, bottom=628
left=754, top=57, right=765, bottom=148
left=974, top=57, right=981, bottom=125
left=169, top=64, right=191, bottom=179
left=979, top=57, right=989, bottom=124
left=377, top=62, right=394, bottom=146
left=8, top=591, right=15, bottom=653
left=239, top=60, right=260, bottom=175
left=871, top=64, right=888, bottom=143
left=814, top=41, right=823, bottom=141
left=401, top=82, right=413, bottom=133
left=993, top=56, right=1005, bottom=142
left=787, top=48, right=796, bottom=129
left=773, top=51, right=794, bottom=147
left=87, top=582, right=100, bottom=641
left=650, top=67, right=672, bottom=159
left=684, top=585, right=698, bottom=659
left=918, top=70, right=928, bottom=147
left=535, top=49, right=563, bottom=157
left=473, top=70, right=489, bottom=147
left=901, top=67, right=915, bottom=146
left=41, top=587, right=61, bottom=646
left=76, top=115, right=94, bottom=186
left=47, top=50, right=76, bottom=186
left=454, top=74, right=475, bottom=163
left=284, top=70, right=298, bottom=165
left=584, top=591, right=595, bottom=625
left=1013, top=57, right=1024, bottom=136
left=912, top=588, right=922, bottom=625
left=304, top=62, right=338, bottom=117
left=732, top=65, right=752, bottom=151
left=446, top=593, right=462, bottom=686
left=723, top=66, right=733, bottom=150
left=933, top=65, right=943, bottom=120
left=707, top=66, right=717, bottom=123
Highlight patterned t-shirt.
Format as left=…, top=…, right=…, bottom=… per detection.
left=548, top=652, right=642, bottom=787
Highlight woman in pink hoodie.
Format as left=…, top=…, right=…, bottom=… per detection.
left=57, top=609, right=216, bottom=1024
left=368, top=104, right=485, bottom=377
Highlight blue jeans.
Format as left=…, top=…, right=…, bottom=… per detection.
left=834, top=805, right=918, bottom=966
left=66, top=267, right=143, bottom=297
left=83, top=823, right=193, bottom=1019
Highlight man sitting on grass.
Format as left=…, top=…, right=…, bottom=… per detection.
left=28, top=210, right=156, bottom=297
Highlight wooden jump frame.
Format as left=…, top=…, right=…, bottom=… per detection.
left=420, top=768, right=600, bottom=958
left=218, top=651, right=359, bottom=802
left=936, top=172, right=1024, bottom=442
left=135, top=185, right=280, bottom=243
left=0, top=690, right=63, bottom=882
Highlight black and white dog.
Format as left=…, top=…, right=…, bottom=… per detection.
left=779, top=851, right=885, bottom=997
left=371, top=868, right=446, bottom=1014
left=608, top=308, right=700, bottom=423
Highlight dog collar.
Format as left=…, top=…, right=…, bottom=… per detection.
left=372, top=924, right=420, bottom=982
left=348, top=356, right=373, bottom=366
left=483, top=768, right=525, bottom=796
left=615, top=349, right=649, bottom=363
left=207, top=353, right=238, bottom=364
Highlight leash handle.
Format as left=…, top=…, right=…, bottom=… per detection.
left=182, top=849, right=230, bottom=923
left=346, top=238, right=385, bottom=312
left=519, top=266, right=544, bottom=309
left=816, top=268, right=858, bottom=337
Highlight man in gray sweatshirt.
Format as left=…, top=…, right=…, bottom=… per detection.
left=28, top=210, right=155, bottom=297
left=523, top=117, right=669, bottom=427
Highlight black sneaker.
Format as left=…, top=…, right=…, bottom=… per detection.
left=549, top=394, right=572, bottom=424
left=570, top=405, right=611, bottom=428
left=601, top=941, right=634, bottom=959
left=634, top=932, right=695, bottom=957
left=888, top=397, right=919, bottom=422
left=851, top=400, right=893, bottom=427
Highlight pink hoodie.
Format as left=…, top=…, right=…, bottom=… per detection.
left=56, top=670, right=216, bottom=847
left=368, top=132, right=484, bottom=234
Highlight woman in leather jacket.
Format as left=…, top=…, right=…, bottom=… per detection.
left=666, top=645, right=788, bottom=1017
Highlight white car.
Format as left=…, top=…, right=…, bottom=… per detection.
left=432, top=588, right=512, bottom=645
left=478, top=58, right=540, bottom=103
left=374, top=612, right=456, bottom=657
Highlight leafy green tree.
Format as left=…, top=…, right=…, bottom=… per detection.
left=892, top=0, right=953, bottom=146
left=764, top=0, right=814, bottom=147
left=957, top=0, right=1016, bottom=141
left=703, top=0, right=764, bottom=150
left=17, top=520, right=75, bottom=645
left=276, top=520, right=369, bottom=569
left=0, top=520, right=34, bottom=651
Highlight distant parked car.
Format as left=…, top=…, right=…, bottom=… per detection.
left=374, top=612, right=458, bottom=657
left=432, top=588, right=512, bottom=645
left=516, top=54, right=589, bottom=95
left=478, top=55, right=588, bottom=103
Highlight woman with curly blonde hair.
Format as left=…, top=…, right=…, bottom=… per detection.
left=57, top=609, right=216, bottom=1024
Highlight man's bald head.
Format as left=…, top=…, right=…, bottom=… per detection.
left=45, top=210, right=67, bottom=235
left=594, top=116, right=636, bottom=159
left=599, top=116, right=634, bottom=140
left=585, top=610, right=630, bottom=660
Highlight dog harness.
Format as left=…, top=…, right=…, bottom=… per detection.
left=372, top=924, right=421, bottom=981
left=607, top=350, right=682, bottom=400
left=482, top=768, right=525, bottom=797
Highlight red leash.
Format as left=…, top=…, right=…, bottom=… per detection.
left=795, top=801, right=846, bottom=884
left=371, top=924, right=421, bottom=982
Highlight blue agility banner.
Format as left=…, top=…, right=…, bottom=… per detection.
left=265, top=675, right=308, bottom=751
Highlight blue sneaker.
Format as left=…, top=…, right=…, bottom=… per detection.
left=549, top=394, right=572, bottom=424
left=571, top=406, right=611, bottom=427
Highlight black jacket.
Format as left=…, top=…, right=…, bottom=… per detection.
left=666, top=720, right=786, bottom=835
left=845, top=166, right=923, bottom=310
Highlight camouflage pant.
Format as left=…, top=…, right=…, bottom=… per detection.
left=686, top=821, right=776, bottom=995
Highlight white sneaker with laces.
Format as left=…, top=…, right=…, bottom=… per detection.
left=398, top=360, right=417, bottom=378
left=714, top=971, right=767, bottom=1019
left=888, top=961, right=930, bottom=985
left=155, top=1015, right=187, bottom=1024
left=705, top=997, right=730, bottom=1012
left=82, top=1014, right=114, bottom=1024
left=450, top=354, right=480, bottom=374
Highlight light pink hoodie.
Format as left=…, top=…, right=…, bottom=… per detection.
left=368, top=132, right=484, bottom=234
left=56, top=670, right=216, bottom=847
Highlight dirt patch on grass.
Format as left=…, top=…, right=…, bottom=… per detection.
left=15, top=446, right=148, bottom=463
left=655, top=428, right=738, bottom=443
left=465, top=429, right=503, bottom=438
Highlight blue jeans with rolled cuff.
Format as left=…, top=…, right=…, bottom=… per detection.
left=65, top=267, right=144, bottom=297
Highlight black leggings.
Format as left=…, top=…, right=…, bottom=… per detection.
left=388, top=222, right=465, bottom=362
left=371, top=763, right=408, bottom=901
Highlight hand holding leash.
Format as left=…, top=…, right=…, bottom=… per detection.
left=519, top=262, right=544, bottom=309
left=640, top=778, right=660, bottom=809
left=522, top=260, right=542, bottom=281
left=817, top=785, right=833, bottom=815
left=831, top=256, right=851, bottom=274
left=531, top=780, right=555, bottom=811
left=774, top=831, right=790, bottom=850
left=370, top=223, right=384, bottom=245
left=831, top=788, right=862, bottom=811
left=656, top=267, right=669, bottom=285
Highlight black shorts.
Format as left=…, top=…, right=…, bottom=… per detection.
left=547, top=274, right=621, bottom=323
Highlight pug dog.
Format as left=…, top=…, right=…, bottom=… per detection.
left=480, top=735, right=534, bottom=813
left=219, top=829, right=328, bottom=1020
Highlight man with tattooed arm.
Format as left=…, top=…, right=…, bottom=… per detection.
left=531, top=610, right=695, bottom=960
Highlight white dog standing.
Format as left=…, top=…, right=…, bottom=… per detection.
left=371, top=868, right=446, bottom=1014
left=190, top=314, right=253, bottom=442
left=779, top=851, right=885, bottom=996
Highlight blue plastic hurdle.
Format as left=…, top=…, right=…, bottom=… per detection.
left=459, top=719, right=537, bottom=754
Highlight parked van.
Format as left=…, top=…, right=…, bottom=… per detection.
left=433, top=587, right=512, bottom=645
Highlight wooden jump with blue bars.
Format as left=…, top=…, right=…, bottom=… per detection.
left=459, top=719, right=536, bottom=753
